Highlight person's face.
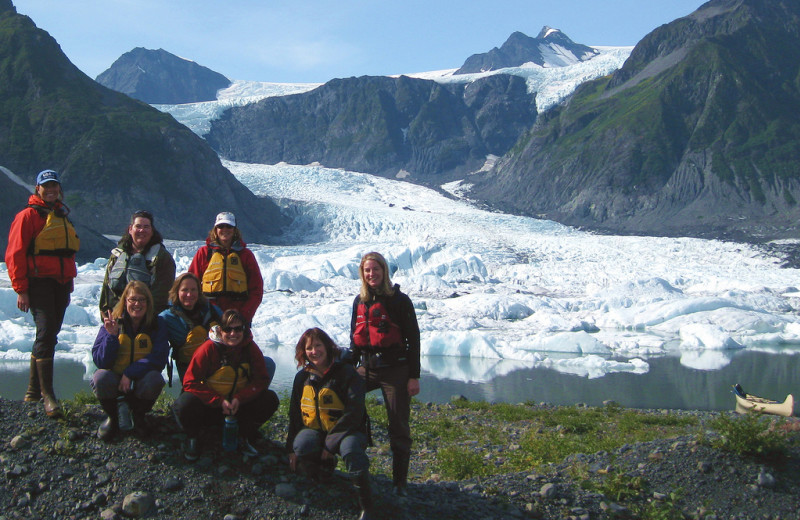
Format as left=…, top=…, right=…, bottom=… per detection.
left=36, top=181, right=60, bottom=203
left=125, top=291, right=148, bottom=321
left=304, top=338, right=329, bottom=369
left=216, top=224, right=234, bottom=246
left=221, top=319, right=245, bottom=347
left=129, top=217, right=154, bottom=251
left=178, top=278, right=199, bottom=310
left=362, top=259, right=384, bottom=289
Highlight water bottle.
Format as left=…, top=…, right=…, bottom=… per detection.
left=222, top=415, right=238, bottom=452
left=117, top=396, right=134, bottom=431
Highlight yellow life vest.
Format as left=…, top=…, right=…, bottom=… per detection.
left=111, top=331, right=154, bottom=375
left=201, top=251, right=248, bottom=298
left=205, top=363, right=251, bottom=399
left=300, top=385, right=345, bottom=432
left=32, top=210, right=80, bottom=256
left=175, top=324, right=217, bottom=364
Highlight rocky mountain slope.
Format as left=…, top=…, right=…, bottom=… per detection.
left=96, top=47, right=231, bottom=105
left=206, top=73, right=537, bottom=182
left=0, top=0, right=285, bottom=252
left=468, top=0, right=800, bottom=241
left=455, top=27, right=599, bottom=74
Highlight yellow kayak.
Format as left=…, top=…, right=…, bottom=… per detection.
left=733, top=384, right=794, bottom=417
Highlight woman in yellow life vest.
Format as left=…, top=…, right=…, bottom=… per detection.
left=188, top=212, right=263, bottom=324
left=159, top=273, right=223, bottom=385
left=172, top=309, right=279, bottom=461
left=91, top=281, right=169, bottom=442
left=6, top=169, right=80, bottom=418
left=287, top=328, right=374, bottom=520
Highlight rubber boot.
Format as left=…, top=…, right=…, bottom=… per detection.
left=97, top=399, right=119, bottom=442
left=353, top=471, right=375, bottom=520
left=129, top=397, right=157, bottom=437
left=35, top=357, right=61, bottom=418
left=24, top=356, right=42, bottom=402
left=297, top=458, right=321, bottom=480
left=392, top=452, right=410, bottom=497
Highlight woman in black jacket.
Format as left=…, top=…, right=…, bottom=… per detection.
left=287, top=328, right=373, bottom=520
left=350, top=252, right=420, bottom=497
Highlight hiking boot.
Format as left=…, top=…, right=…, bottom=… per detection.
left=184, top=437, right=200, bottom=462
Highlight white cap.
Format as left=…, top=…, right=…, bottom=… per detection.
left=215, top=212, right=236, bottom=227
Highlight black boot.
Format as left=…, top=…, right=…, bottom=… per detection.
left=35, top=357, right=61, bottom=418
left=97, top=399, right=119, bottom=442
left=392, top=452, right=410, bottom=497
left=129, top=397, right=156, bottom=437
left=353, top=471, right=375, bottom=520
left=24, top=356, right=41, bottom=402
left=297, top=458, right=321, bottom=480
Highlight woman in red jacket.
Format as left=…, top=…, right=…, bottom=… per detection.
left=188, top=212, right=263, bottom=324
left=5, top=169, right=80, bottom=418
left=172, top=309, right=279, bottom=461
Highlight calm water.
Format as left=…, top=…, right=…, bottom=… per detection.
left=1, top=350, right=798, bottom=414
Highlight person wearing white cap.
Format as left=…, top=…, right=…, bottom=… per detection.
left=5, top=169, right=80, bottom=418
left=188, top=212, right=264, bottom=324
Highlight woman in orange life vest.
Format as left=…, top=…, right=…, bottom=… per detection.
left=172, top=309, right=279, bottom=461
left=188, top=212, right=263, bottom=325
left=91, top=281, right=169, bottom=441
left=350, top=252, right=420, bottom=497
left=287, top=328, right=374, bottom=520
left=159, top=273, right=223, bottom=385
left=6, top=169, right=80, bottom=418
left=99, top=210, right=176, bottom=315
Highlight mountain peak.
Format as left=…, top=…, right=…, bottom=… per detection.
left=96, top=47, right=230, bottom=104
left=455, top=29, right=598, bottom=74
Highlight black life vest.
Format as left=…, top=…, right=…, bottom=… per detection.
left=108, top=244, right=161, bottom=294
left=352, top=300, right=403, bottom=350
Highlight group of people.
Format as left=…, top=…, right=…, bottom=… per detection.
left=7, top=170, right=421, bottom=519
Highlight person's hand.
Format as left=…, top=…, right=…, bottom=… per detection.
left=16, top=292, right=30, bottom=313
left=102, top=310, right=119, bottom=335
left=321, top=449, right=335, bottom=461
left=119, top=374, right=133, bottom=394
left=222, top=398, right=240, bottom=415
left=288, top=453, right=298, bottom=472
left=407, top=378, right=420, bottom=397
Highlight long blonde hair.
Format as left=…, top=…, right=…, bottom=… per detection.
left=359, top=252, right=395, bottom=302
left=112, top=281, right=155, bottom=331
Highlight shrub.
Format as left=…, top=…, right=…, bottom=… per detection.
left=708, top=411, right=790, bottom=458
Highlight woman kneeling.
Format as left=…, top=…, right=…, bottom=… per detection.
left=287, top=328, right=374, bottom=520
left=91, top=281, right=169, bottom=441
left=173, top=309, right=279, bottom=460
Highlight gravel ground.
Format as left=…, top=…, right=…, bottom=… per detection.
left=1, top=397, right=799, bottom=520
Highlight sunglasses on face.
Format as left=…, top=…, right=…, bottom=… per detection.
left=221, top=325, right=245, bottom=333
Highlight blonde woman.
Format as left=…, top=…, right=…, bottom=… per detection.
left=91, top=281, right=169, bottom=441
left=349, top=252, right=420, bottom=497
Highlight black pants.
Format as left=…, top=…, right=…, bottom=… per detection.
left=29, top=278, right=71, bottom=359
left=173, top=389, right=279, bottom=440
left=358, top=363, right=411, bottom=458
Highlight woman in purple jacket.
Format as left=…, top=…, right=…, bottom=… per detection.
left=91, top=281, right=169, bottom=441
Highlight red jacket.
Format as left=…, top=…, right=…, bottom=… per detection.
left=182, top=338, right=269, bottom=407
left=5, top=194, right=77, bottom=293
left=188, top=239, right=263, bottom=322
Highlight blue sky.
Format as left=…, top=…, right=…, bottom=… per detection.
left=14, top=0, right=707, bottom=84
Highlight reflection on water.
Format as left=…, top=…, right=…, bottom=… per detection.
left=1, top=350, right=798, bottom=414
